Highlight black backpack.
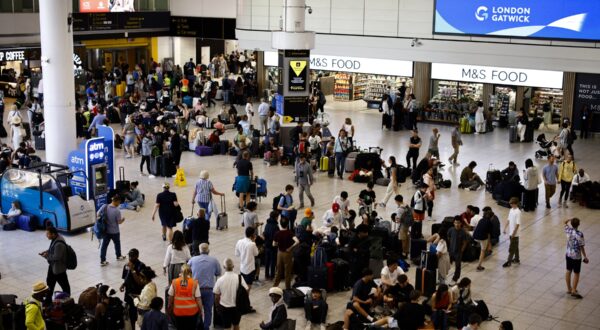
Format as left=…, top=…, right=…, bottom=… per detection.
left=57, top=241, right=78, bottom=270
left=104, top=297, right=125, bottom=329
left=272, top=193, right=285, bottom=211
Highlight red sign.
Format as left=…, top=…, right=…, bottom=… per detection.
left=79, top=0, right=110, bottom=13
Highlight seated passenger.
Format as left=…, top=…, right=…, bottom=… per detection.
left=123, top=181, right=144, bottom=211
left=501, top=161, right=520, bottom=182
left=431, top=284, right=453, bottom=330
left=0, top=201, right=22, bottom=225
left=450, top=277, right=473, bottom=329
left=380, top=259, right=404, bottom=294
left=319, top=203, right=344, bottom=234
left=460, top=161, right=484, bottom=190
left=366, top=290, right=427, bottom=330
left=304, top=288, right=328, bottom=328
left=343, top=269, right=380, bottom=329
left=571, top=168, right=590, bottom=201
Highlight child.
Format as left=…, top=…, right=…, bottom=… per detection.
left=241, top=202, right=260, bottom=228
left=304, top=288, right=328, bottom=329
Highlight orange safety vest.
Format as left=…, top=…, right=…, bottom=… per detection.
left=172, top=278, right=199, bottom=316
left=181, top=79, right=189, bottom=93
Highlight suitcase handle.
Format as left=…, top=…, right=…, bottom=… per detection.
left=190, top=203, right=195, bottom=217
left=119, top=166, right=125, bottom=181
left=420, top=250, right=428, bottom=269
left=220, top=194, right=226, bottom=213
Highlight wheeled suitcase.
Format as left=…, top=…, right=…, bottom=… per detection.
left=325, top=262, right=335, bottom=291
left=307, top=266, right=328, bottom=290
left=420, top=250, right=438, bottom=271
left=319, top=156, right=329, bottom=171
left=344, top=157, right=356, bottom=173
left=382, top=113, right=392, bottom=129
left=216, top=195, right=228, bottom=230
left=509, top=125, right=518, bottom=143
left=410, top=238, right=426, bottom=261
left=369, top=259, right=384, bottom=279
left=283, top=288, right=305, bottom=308
left=331, top=258, right=350, bottom=291
left=415, top=265, right=436, bottom=297
left=34, top=135, right=45, bottom=150
left=183, top=95, right=193, bottom=107
left=327, top=156, right=335, bottom=177
left=195, top=145, right=213, bottom=156
left=161, top=155, right=176, bottom=177
left=150, top=155, right=162, bottom=176
left=219, top=140, right=229, bottom=155
left=115, top=166, right=130, bottom=194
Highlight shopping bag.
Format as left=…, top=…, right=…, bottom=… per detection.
left=174, top=168, right=187, bottom=187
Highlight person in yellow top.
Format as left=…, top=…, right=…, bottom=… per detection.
left=558, top=154, right=577, bottom=208
left=168, top=264, right=203, bottom=329
left=26, top=281, right=48, bottom=330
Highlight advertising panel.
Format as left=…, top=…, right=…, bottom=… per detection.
left=79, top=0, right=135, bottom=13
left=434, top=0, right=600, bottom=41
left=288, top=60, right=308, bottom=92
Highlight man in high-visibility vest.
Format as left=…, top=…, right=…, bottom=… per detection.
left=168, top=264, right=203, bottom=328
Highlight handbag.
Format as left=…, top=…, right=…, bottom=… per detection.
left=276, top=319, right=296, bottom=330
left=174, top=205, right=184, bottom=223
left=235, top=275, right=252, bottom=314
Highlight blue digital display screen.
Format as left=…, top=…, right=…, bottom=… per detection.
left=434, top=0, right=600, bottom=41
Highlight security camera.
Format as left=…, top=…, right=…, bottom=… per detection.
left=411, top=38, right=422, bottom=47
left=411, top=40, right=415, bottom=47
left=306, top=6, right=313, bottom=14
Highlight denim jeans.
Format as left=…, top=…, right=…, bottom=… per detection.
left=198, top=202, right=211, bottom=221
left=432, top=309, right=448, bottom=330
left=264, top=247, right=277, bottom=278
left=335, top=152, right=346, bottom=177
left=200, top=288, right=214, bottom=330
left=100, top=233, right=122, bottom=262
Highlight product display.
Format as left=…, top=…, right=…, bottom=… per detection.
left=426, top=80, right=484, bottom=124
left=334, top=73, right=352, bottom=101
left=533, top=88, right=563, bottom=121
left=353, top=75, right=368, bottom=100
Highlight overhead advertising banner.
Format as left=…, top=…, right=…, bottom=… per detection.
left=264, top=52, right=413, bottom=77
left=288, top=60, right=308, bottom=92
left=431, top=63, right=564, bottom=89
left=79, top=0, right=135, bottom=13
left=434, top=0, right=600, bottom=41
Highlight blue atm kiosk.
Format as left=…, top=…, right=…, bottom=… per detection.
left=67, top=126, right=115, bottom=210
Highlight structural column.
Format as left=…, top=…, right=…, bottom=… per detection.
left=39, top=0, right=77, bottom=164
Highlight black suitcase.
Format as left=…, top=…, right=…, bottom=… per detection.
left=150, top=155, right=162, bottom=176
left=34, top=135, right=45, bottom=150
left=420, top=250, right=437, bottom=271
left=486, top=168, right=502, bottom=193
left=462, top=241, right=481, bottom=262
left=382, top=114, right=391, bottom=129
left=414, top=252, right=436, bottom=297
left=331, top=258, right=351, bottom=291
left=509, top=125, right=518, bottom=143
left=410, top=238, right=426, bottom=261
left=327, top=156, right=335, bottom=177
left=161, top=155, right=176, bottom=177
left=283, top=288, right=305, bottom=308
left=115, top=166, right=130, bottom=194
left=219, top=140, right=229, bottom=155
left=307, top=266, right=328, bottom=290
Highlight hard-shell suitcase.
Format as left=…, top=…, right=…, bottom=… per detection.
left=420, top=250, right=437, bottom=271
left=327, top=156, right=335, bottom=177
left=382, top=113, right=392, bottom=129
left=410, top=238, right=426, bottom=261
left=331, top=258, right=350, bottom=291
left=16, top=214, right=36, bottom=232
left=415, top=266, right=436, bottom=297
left=34, top=135, right=45, bottom=150
left=509, top=125, right=518, bottom=143
left=116, top=166, right=130, bottom=194
left=183, top=96, right=193, bottom=107
left=460, top=117, right=472, bottom=134
left=486, top=165, right=502, bottom=193
left=219, top=140, right=229, bottom=155
left=344, top=157, right=356, bottom=173
left=319, top=156, right=329, bottom=171
left=161, top=155, right=176, bottom=177
left=325, top=262, right=335, bottom=292
left=216, top=195, right=228, bottom=230
left=369, top=259, right=384, bottom=279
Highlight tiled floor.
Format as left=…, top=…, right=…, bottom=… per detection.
left=1, top=97, right=599, bottom=329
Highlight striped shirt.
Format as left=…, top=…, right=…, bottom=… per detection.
left=194, top=179, right=214, bottom=204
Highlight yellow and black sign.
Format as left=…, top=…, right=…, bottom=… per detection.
left=288, top=60, right=308, bottom=92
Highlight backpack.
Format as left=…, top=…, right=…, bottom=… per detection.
left=57, top=241, right=78, bottom=270
left=400, top=206, right=414, bottom=227
left=105, top=297, right=125, bottom=329
left=93, top=205, right=107, bottom=240
left=272, top=193, right=285, bottom=211
left=542, top=102, right=551, bottom=112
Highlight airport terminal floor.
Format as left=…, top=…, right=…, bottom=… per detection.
left=1, top=98, right=600, bottom=330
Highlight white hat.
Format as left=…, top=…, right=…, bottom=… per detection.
left=269, top=287, right=283, bottom=296
left=12, top=116, right=21, bottom=125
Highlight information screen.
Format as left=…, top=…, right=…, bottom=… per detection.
left=434, top=0, right=600, bottom=41
left=79, top=0, right=136, bottom=13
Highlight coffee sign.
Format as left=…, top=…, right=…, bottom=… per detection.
left=0, top=50, right=26, bottom=62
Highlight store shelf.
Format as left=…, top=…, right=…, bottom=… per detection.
left=334, top=73, right=352, bottom=101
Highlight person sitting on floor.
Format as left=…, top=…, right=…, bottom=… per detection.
left=304, top=288, right=328, bottom=329
left=0, top=200, right=22, bottom=225
left=460, top=161, right=484, bottom=190
left=343, top=268, right=380, bottom=329
left=365, top=290, right=427, bottom=330
left=501, top=161, right=520, bottom=182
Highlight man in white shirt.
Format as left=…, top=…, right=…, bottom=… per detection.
left=380, top=259, right=404, bottom=292
left=214, top=258, right=249, bottom=330
left=234, top=227, right=259, bottom=291
left=257, top=98, right=270, bottom=136
left=333, top=192, right=350, bottom=220
left=502, top=197, right=521, bottom=268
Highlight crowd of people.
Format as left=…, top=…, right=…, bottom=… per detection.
left=0, top=56, right=594, bottom=330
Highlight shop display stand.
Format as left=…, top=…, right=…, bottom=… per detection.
left=364, top=76, right=386, bottom=109
left=334, top=73, right=352, bottom=101
left=353, top=74, right=368, bottom=100
left=533, top=88, right=563, bottom=122
left=426, top=80, right=483, bottom=124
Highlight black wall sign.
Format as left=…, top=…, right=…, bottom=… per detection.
left=0, top=48, right=41, bottom=62
left=170, top=16, right=236, bottom=39
left=284, top=96, right=309, bottom=122
left=285, top=50, right=310, bottom=57
left=573, top=73, right=600, bottom=132
left=288, top=59, right=308, bottom=92
left=73, top=11, right=170, bottom=33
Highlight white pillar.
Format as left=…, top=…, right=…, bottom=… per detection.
left=39, top=0, right=77, bottom=164
left=272, top=0, right=315, bottom=50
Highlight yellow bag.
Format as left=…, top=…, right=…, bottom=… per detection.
left=174, top=168, right=187, bottom=187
